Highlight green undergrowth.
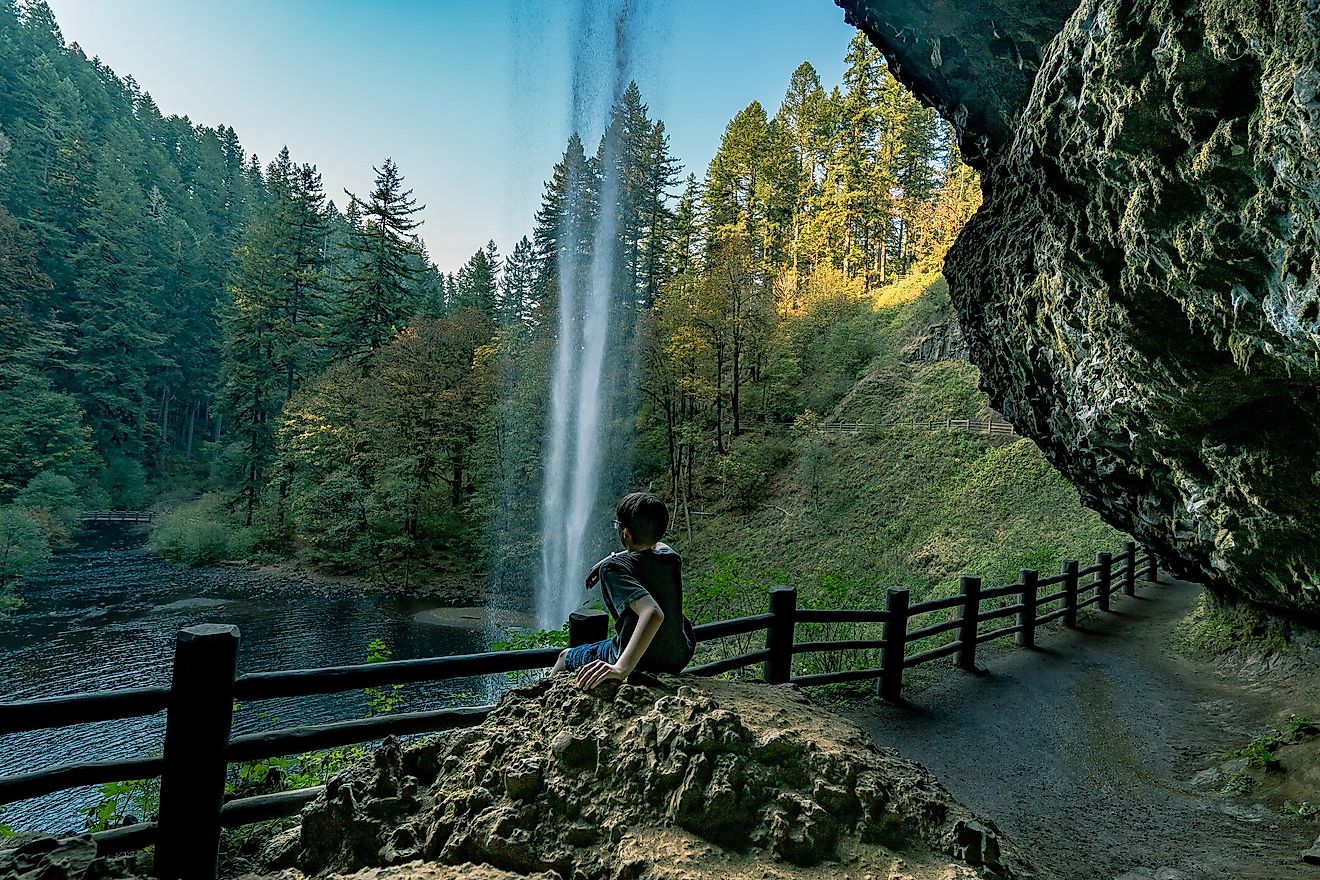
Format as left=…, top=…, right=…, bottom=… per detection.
left=149, top=493, right=257, bottom=566
left=679, top=274, right=1127, bottom=678
left=1219, top=715, right=1320, bottom=815
left=1173, top=592, right=1290, bottom=658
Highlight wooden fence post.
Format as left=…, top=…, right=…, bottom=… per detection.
left=1016, top=569, right=1038, bottom=648
left=568, top=609, right=609, bottom=648
left=154, top=624, right=240, bottom=880
left=957, top=575, right=981, bottom=671
left=1097, top=551, right=1113, bottom=612
left=1145, top=545, right=1159, bottom=583
left=764, top=586, right=797, bottom=685
left=1123, top=541, right=1137, bottom=596
left=1062, top=559, right=1080, bottom=628
left=880, top=587, right=909, bottom=701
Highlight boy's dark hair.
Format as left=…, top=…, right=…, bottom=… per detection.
left=616, top=492, right=669, bottom=544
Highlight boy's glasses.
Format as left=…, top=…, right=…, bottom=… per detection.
left=611, top=519, right=622, bottom=530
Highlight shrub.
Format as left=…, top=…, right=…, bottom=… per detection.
left=0, top=505, right=49, bottom=609
left=16, top=471, right=81, bottom=548
left=150, top=496, right=255, bottom=566
left=713, top=437, right=792, bottom=510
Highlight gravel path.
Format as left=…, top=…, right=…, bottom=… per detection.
left=841, top=576, right=1319, bottom=880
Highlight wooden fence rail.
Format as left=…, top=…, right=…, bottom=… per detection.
left=821, top=416, right=1017, bottom=437
left=0, top=541, right=1162, bottom=879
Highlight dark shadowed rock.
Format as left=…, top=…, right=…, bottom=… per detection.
left=834, top=1, right=1078, bottom=162
left=944, top=0, right=1320, bottom=617
left=837, top=0, right=1320, bottom=618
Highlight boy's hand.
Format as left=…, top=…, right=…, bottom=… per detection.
left=574, top=659, right=627, bottom=690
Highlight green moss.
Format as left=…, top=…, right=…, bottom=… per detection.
left=1172, top=593, right=1290, bottom=658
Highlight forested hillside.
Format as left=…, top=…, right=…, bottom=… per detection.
left=1, top=0, right=1001, bottom=607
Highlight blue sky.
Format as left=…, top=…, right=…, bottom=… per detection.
left=45, top=1, right=856, bottom=271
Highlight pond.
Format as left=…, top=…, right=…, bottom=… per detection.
left=0, top=526, right=533, bottom=834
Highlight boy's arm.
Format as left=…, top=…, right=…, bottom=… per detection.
left=575, top=593, right=665, bottom=691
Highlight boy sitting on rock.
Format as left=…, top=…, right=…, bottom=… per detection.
left=553, top=492, right=696, bottom=690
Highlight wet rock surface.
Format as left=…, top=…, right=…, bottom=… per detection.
left=943, top=0, right=1320, bottom=616
left=260, top=676, right=1037, bottom=880
left=839, top=0, right=1320, bottom=617
left=834, top=1, right=1077, bottom=161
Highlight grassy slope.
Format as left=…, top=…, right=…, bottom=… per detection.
left=679, top=273, right=1126, bottom=620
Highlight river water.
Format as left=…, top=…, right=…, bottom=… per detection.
left=0, top=526, right=526, bottom=834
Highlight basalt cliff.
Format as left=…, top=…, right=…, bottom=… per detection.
left=836, top=0, right=1320, bottom=618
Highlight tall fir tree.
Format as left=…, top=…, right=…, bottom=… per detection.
left=328, top=158, right=425, bottom=364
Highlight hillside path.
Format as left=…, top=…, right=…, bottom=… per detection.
left=841, top=576, right=1319, bottom=880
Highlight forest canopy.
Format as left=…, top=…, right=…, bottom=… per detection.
left=0, top=0, right=979, bottom=599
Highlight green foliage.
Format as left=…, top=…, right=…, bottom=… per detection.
left=81, top=777, right=160, bottom=832
left=712, top=437, right=791, bottom=509
left=99, top=455, right=148, bottom=510
left=150, top=495, right=255, bottom=566
left=1224, top=714, right=1318, bottom=773
left=489, top=627, right=569, bottom=652
left=1173, top=593, right=1290, bottom=658
left=0, top=505, right=49, bottom=608
left=1283, top=800, right=1320, bottom=820
left=14, top=470, right=81, bottom=548
left=490, top=626, right=568, bottom=684
left=364, top=637, right=403, bottom=716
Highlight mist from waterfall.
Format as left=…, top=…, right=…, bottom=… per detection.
left=536, top=0, right=645, bottom=629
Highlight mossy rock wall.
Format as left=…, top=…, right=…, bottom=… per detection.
left=838, top=0, right=1320, bottom=617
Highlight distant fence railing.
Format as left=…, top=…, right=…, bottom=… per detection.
left=821, top=416, right=1017, bottom=437
left=80, top=511, right=156, bottom=523
left=0, top=542, right=1160, bottom=878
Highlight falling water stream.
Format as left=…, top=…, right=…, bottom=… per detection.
left=536, top=0, right=647, bottom=629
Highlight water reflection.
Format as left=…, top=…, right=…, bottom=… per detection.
left=0, top=526, right=521, bottom=834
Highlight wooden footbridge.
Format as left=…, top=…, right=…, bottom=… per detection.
left=80, top=511, right=156, bottom=524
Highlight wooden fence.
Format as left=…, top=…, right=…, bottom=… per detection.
left=0, top=542, right=1159, bottom=879
left=821, top=416, right=1016, bottom=437
left=80, top=511, right=156, bottom=524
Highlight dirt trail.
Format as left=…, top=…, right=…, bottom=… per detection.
left=842, top=577, right=1319, bottom=880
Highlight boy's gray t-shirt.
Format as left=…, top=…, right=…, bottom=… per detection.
left=598, top=545, right=696, bottom=673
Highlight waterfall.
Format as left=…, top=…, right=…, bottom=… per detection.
left=535, top=0, right=644, bottom=630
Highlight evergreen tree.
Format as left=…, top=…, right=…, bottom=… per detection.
left=267, top=149, right=332, bottom=401
left=454, top=243, right=499, bottom=316
left=218, top=210, right=282, bottom=525
left=500, top=236, right=537, bottom=325
left=328, top=158, right=425, bottom=364
left=68, top=126, right=164, bottom=459
left=774, top=61, right=827, bottom=283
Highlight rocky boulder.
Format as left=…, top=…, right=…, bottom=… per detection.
left=255, top=676, right=1038, bottom=880
left=838, top=0, right=1320, bottom=617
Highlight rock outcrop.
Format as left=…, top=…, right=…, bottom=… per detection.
left=255, top=676, right=1035, bottom=880
left=837, top=0, right=1320, bottom=618
left=834, top=1, right=1077, bottom=163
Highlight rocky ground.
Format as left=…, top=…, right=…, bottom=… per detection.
left=243, top=676, right=1035, bottom=880
left=0, top=677, right=1040, bottom=880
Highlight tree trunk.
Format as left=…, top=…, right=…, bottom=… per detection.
left=665, top=396, right=677, bottom=498
left=715, top=344, right=726, bottom=454
left=186, top=402, right=197, bottom=463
